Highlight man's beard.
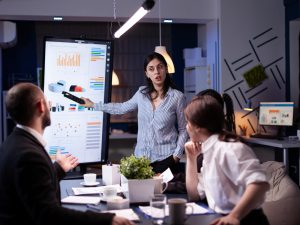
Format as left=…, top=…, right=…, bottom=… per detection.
left=42, top=109, right=51, bottom=129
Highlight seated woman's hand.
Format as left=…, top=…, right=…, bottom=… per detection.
left=184, top=141, right=202, bottom=159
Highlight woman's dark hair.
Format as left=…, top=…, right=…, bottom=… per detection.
left=222, top=93, right=236, bottom=133
left=196, top=89, right=224, bottom=108
left=185, top=95, right=224, bottom=134
left=141, top=52, right=176, bottom=100
left=185, top=95, right=239, bottom=142
left=196, top=89, right=236, bottom=133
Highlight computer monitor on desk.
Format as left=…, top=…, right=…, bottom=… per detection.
left=251, top=102, right=294, bottom=139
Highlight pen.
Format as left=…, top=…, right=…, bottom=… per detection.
left=86, top=204, right=101, bottom=212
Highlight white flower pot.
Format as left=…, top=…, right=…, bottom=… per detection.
left=121, top=174, right=156, bottom=203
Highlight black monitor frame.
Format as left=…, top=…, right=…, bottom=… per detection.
left=42, top=37, right=113, bottom=170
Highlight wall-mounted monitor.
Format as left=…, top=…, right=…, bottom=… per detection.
left=43, top=37, right=113, bottom=166
left=259, top=102, right=294, bottom=126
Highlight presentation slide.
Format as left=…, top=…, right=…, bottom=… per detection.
left=259, top=102, right=294, bottom=126
left=43, top=38, right=112, bottom=164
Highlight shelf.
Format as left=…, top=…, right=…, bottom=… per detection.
left=109, top=133, right=137, bottom=140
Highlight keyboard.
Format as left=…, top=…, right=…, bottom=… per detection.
left=250, top=133, right=278, bottom=139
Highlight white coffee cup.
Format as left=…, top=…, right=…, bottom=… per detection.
left=102, top=186, right=118, bottom=201
left=83, top=173, right=96, bottom=184
left=168, top=198, right=193, bottom=224
left=153, top=177, right=168, bottom=194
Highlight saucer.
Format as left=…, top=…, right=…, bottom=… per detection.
left=80, top=181, right=100, bottom=187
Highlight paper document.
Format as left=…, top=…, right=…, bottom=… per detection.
left=72, top=184, right=122, bottom=195
left=159, top=168, right=174, bottom=183
left=103, top=209, right=140, bottom=221
left=139, top=202, right=210, bottom=216
left=61, top=196, right=101, bottom=205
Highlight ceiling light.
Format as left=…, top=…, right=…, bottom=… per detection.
left=114, top=0, right=155, bottom=38
left=163, top=19, right=173, bottom=23
left=53, top=17, right=63, bottom=21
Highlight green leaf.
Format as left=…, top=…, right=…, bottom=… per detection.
left=119, top=155, right=155, bottom=179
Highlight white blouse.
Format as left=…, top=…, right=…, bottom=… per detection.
left=197, top=134, right=267, bottom=214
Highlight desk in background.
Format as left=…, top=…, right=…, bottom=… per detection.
left=109, top=133, right=137, bottom=163
left=243, top=137, right=300, bottom=179
left=60, top=179, right=221, bottom=225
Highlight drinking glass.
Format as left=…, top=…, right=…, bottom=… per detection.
left=150, top=194, right=166, bottom=225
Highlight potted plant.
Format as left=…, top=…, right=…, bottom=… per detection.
left=119, top=155, right=156, bottom=203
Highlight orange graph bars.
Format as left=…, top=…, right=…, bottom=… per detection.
left=57, top=53, right=81, bottom=67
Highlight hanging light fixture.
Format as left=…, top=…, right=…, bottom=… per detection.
left=112, top=70, right=120, bottom=86
left=114, top=0, right=155, bottom=38
left=154, top=0, right=175, bottom=73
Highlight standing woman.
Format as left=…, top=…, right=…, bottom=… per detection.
left=82, top=52, right=188, bottom=174
left=184, top=95, right=269, bottom=225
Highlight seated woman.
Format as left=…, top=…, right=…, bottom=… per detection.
left=184, top=95, right=270, bottom=225
left=196, top=89, right=236, bottom=172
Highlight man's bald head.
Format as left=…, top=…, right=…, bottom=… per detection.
left=6, top=83, right=45, bottom=126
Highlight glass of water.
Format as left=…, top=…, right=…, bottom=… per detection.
left=150, top=194, right=166, bottom=225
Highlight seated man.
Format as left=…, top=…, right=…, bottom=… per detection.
left=0, top=83, right=135, bottom=225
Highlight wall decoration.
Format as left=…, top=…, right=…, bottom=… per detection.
left=243, top=65, right=267, bottom=88
left=223, top=26, right=285, bottom=134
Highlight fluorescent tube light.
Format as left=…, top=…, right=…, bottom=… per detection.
left=53, top=16, right=63, bottom=21
left=114, top=0, right=155, bottom=38
left=163, top=19, right=173, bottom=23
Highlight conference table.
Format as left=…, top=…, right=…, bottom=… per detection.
left=60, top=179, right=221, bottom=225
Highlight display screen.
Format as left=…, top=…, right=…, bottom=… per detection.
left=258, top=102, right=294, bottom=126
left=43, top=37, right=113, bottom=164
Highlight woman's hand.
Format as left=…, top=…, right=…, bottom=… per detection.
left=184, top=141, right=202, bottom=159
left=173, top=155, right=180, bottom=163
left=80, top=97, right=94, bottom=108
left=55, top=150, right=79, bottom=172
left=210, top=215, right=240, bottom=225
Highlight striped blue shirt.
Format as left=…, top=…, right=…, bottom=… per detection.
left=95, top=86, right=188, bottom=162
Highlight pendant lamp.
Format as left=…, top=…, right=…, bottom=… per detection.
left=112, top=70, right=120, bottom=86
left=154, top=0, right=175, bottom=73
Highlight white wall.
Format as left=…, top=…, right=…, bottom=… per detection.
left=219, top=0, right=285, bottom=135
left=206, top=20, right=220, bottom=92
left=289, top=20, right=300, bottom=106
left=0, top=0, right=218, bottom=23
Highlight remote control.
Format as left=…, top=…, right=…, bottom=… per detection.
left=62, top=91, right=85, bottom=104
